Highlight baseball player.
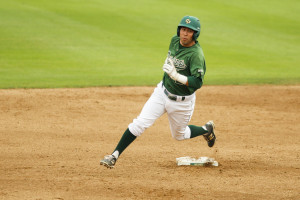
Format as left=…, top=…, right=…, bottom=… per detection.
left=100, top=16, right=216, bottom=169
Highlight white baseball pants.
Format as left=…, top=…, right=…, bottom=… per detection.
left=128, top=81, right=196, bottom=140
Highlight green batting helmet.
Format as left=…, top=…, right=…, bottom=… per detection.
left=177, top=16, right=201, bottom=40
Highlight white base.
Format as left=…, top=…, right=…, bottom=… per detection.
left=176, top=156, right=219, bottom=167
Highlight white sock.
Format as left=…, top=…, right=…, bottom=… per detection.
left=112, top=150, right=119, bottom=159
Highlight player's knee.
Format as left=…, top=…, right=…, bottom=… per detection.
left=171, top=127, right=190, bottom=141
left=128, top=123, right=143, bottom=137
left=128, top=119, right=151, bottom=137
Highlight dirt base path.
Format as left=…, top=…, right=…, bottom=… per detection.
left=0, top=86, right=299, bottom=200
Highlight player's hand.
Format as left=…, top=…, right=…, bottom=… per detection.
left=163, top=58, right=178, bottom=79
left=162, top=58, right=188, bottom=85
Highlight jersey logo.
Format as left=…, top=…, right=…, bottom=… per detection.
left=167, top=52, right=187, bottom=71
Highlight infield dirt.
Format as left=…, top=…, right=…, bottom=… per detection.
left=0, top=86, right=299, bottom=200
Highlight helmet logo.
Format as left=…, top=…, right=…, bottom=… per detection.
left=185, top=19, right=191, bottom=24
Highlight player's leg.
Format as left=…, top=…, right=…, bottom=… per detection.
left=188, top=121, right=216, bottom=147
left=166, top=95, right=196, bottom=140
left=166, top=97, right=216, bottom=147
left=100, top=128, right=136, bottom=169
left=100, top=82, right=166, bottom=168
left=128, top=82, right=166, bottom=136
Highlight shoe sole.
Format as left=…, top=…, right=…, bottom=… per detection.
left=208, top=120, right=216, bottom=147
left=100, top=161, right=114, bottom=169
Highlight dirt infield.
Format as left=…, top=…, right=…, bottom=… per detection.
left=0, top=85, right=299, bottom=200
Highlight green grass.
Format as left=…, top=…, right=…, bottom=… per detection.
left=0, top=0, right=299, bottom=88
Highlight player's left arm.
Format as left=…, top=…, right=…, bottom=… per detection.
left=187, top=53, right=206, bottom=89
left=186, top=75, right=202, bottom=89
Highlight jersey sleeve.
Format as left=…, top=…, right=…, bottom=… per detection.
left=189, top=51, right=206, bottom=80
left=187, top=50, right=206, bottom=90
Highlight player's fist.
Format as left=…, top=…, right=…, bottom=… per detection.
left=162, top=58, right=188, bottom=85
left=162, top=63, right=173, bottom=74
left=163, top=58, right=177, bottom=79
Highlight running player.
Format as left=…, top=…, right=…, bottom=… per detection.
left=100, top=15, right=216, bottom=168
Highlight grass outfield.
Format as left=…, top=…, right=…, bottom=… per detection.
left=0, top=0, right=299, bottom=88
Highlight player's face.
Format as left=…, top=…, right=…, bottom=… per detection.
left=180, top=27, right=195, bottom=47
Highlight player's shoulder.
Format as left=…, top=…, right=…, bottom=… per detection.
left=193, top=42, right=204, bottom=55
left=194, top=41, right=202, bottom=49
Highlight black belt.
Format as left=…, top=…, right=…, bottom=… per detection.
left=163, top=88, right=186, bottom=101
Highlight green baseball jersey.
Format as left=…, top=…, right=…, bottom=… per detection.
left=163, top=35, right=206, bottom=96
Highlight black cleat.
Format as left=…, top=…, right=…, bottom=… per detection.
left=203, top=121, right=216, bottom=147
